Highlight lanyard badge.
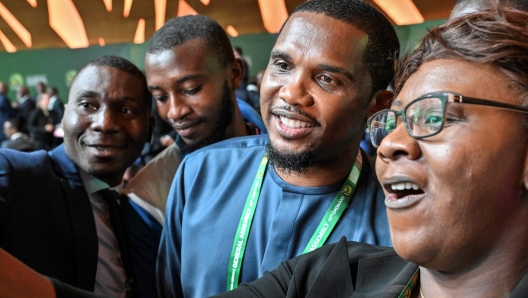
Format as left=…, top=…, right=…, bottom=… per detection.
left=227, top=152, right=363, bottom=291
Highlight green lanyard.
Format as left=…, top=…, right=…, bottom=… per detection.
left=398, top=268, right=420, bottom=298
left=226, top=152, right=363, bottom=291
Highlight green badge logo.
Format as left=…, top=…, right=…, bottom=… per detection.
left=65, top=69, right=77, bottom=87
left=9, top=73, right=24, bottom=87
left=342, top=185, right=352, bottom=196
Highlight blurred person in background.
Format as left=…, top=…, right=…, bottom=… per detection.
left=0, top=81, right=16, bottom=144
left=2, top=118, right=36, bottom=152
left=28, top=93, right=57, bottom=150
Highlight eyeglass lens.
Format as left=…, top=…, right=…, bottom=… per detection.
left=370, top=96, right=445, bottom=147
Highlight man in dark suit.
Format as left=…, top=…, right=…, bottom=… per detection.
left=1, top=118, right=36, bottom=152
left=0, top=81, right=16, bottom=144
left=0, top=55, right=155, bottom=297
left=27, top=93, right=57, bottom=150
left=46, top=86, right=64, bottom=123
left=14, top=85, right=36, bottom=134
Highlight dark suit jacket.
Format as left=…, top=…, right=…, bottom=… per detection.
left=215, top=237, right=528, bottom=298
left=17, top=97, right=36, bottom=133
left=0, top=94, right=16, bottom=143
left=27, top=108, right=56, bottom=150
left=0, top=145, right=99, bottom=291
left=49, top=96, right=65, bottom=123
left=0, top=145, right=157, bottom=297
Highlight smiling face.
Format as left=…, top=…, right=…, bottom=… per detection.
left=261, top=12, right=374, bottom=173
left=62, top=65, right=153, bottom=186
left=376, top=59, right=528, bottom=272
left=145, top=38, right=241, bottom=152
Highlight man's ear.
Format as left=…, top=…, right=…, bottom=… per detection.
left=230, top=58, right=244, bottom=91
left=367, top=90, right=394, bottom=117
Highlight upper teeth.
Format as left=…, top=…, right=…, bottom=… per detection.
left=391, top=182, right=420, bottom=190
left=280, top=116, right=314, bottom=128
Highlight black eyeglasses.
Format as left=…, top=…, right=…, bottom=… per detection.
left=367, top=91, right=528, bottom=148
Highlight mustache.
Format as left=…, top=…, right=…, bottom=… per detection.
left=270, top=105, right=304, bottom=114
left=268, top=105, right=319, bottom=125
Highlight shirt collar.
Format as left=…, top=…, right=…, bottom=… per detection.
left=10, top=132, right=23, bottom=140
left=19, top=95, right=29, bottom=104
left=79, top=170, right=119, bottom=195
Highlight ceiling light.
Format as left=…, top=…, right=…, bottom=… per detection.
left=47, top=0, right=89, bottom=48
left=177, top=0, right=197, bottom=16
left=257, top=0, right=288, bottom=34
left=155, top=0, right=166, bottom=30
left=226, top=25, right=238, bottom=37
left=200, top=0, right=210, bottom=5
left=0, top=2, right=32, bottom=47
left=0, top=30, right=16, bottom=52
left=27, top=0, right=37, bottom=8
left=134, top=18, right=145, bottom=44
left=124, top=0, right=133, bottom=17
left=103, top=0, right=112, bottom=12
left=373, top=0, right=424, bottom=25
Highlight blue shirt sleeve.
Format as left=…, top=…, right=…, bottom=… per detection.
left=236, top=98, right=267, bottom=134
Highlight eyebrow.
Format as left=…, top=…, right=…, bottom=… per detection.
left=148, top=74, right=203, bottom=90
left=392, top=100, right=403, bottom=107
left=74, top=90, right=99, bottom=98
left=271, top=50, right=355, bottom=82
left=270, top=50, right=292, bottom=61
left=74, top=90, right=142, bottom=103
left=316, top=63, right=355, bottom=82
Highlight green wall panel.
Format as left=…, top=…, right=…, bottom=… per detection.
left=230, top=33, right=279, bottom=77
left=1, top=44, right=134, bottom=103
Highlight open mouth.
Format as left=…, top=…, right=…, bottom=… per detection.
left=386, top=182, right=425, bottom=199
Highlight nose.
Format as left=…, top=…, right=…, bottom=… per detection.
left=377, top=120, right=421, bottom=163
left=92, top=106, right=120, bottom=134
left=165, top=93, right=192, bottom=122
left=278, top=71, right=314, bottom=107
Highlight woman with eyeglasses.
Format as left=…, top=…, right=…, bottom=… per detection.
left=214, top=6, right=528, bottom=298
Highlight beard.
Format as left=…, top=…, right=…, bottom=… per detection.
left=264, top=104, right=316, bottom=175
left=178, top=81, right=235, bottom=153
left=265, top=139, right=315, bottom=175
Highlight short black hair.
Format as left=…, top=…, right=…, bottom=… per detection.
left=396, top=7, right=528, bottom=104
left=455, top=0, right=528, bottom=11
left=234, top=46, right=243, bottom=56
left=147, top=15, right=234, bottom=67
left=72, top=55, right=152, bottom=113
left=290, top=0, right=400, bottom=95
left=5, top=118, right=20, bottom=131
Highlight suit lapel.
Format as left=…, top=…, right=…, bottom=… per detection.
left=510, top=270, right=528, bottom=297
left=49, top=145, right=99, bottom=291
left=354, top=249, right=416, bottom=297
left=305, top=238, right=355, bottom=298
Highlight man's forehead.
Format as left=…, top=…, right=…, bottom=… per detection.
left=279, top=12, right=368, bottom=41
left=274, top=11, right=369, bottom=73
left=70, top=65, right=142, bottom=98
left=146, top=38, right=214, bottom=64
left=145, top=42, right=224, bottom=86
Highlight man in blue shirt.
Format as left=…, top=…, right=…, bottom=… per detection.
left=157, top=0, right=400, bottom=297
left=123, top=15, right=267, bottom=221
left=121, top=15, right=267, bottom=296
